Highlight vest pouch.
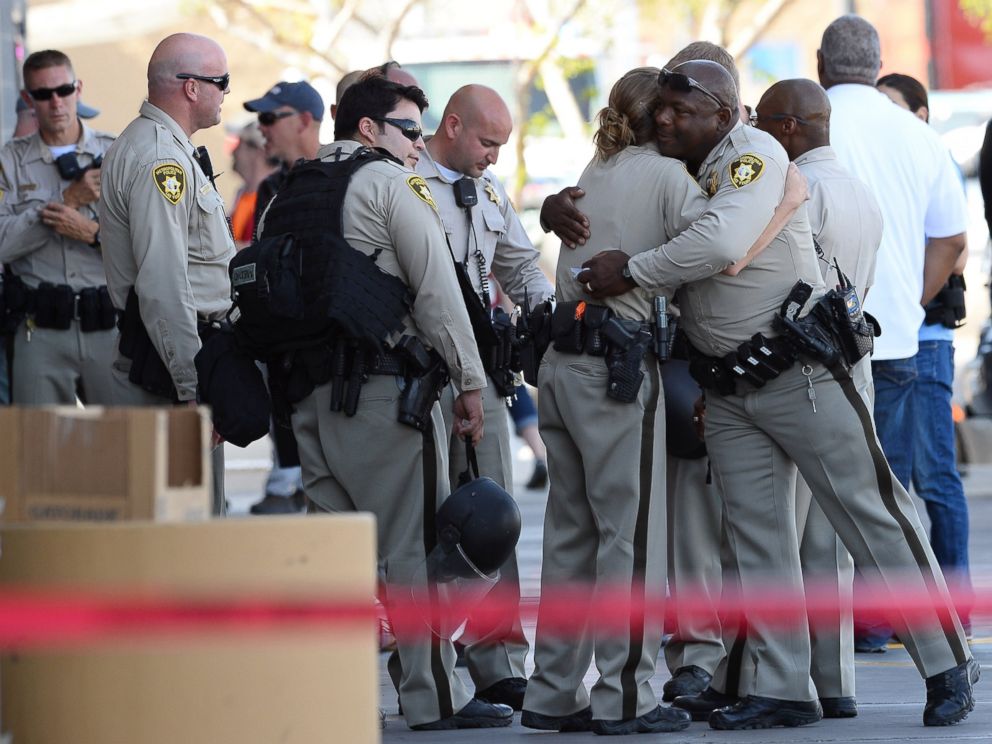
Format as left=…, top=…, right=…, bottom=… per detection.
left=551, top=301, right=584, bottom=353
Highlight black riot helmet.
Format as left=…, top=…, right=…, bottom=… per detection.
left=662, top=359, right=707, bottom=460
left=432, top=475, right=521, bottom=582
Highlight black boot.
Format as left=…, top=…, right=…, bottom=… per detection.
left=672, top=686, right=738, bottom=721
left=662, top=665, right=712, bottom=702
left=708, top=695, right=822, bottom=730
left=924, top=660, right=975, bottom=726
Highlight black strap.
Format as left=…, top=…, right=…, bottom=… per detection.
left=456, top=436, right=481, bottom=486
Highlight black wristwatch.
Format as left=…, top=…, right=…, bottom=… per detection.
left=620, top=263, right=637, bottom=287
left=89, top=228, right=100, bottom=248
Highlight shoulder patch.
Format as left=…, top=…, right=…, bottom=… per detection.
left=153, top=163, right=185, bottom=204
left=729, top=154, right=764, bottom=189
left=406, top=174, right=438, bottom=211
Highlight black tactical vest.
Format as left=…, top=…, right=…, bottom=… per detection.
left=228, top=148, right=412, bottom=359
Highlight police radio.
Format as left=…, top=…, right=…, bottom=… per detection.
left=454, top=177, right=478, bottom=209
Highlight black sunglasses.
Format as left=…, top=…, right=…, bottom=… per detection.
left=658, top=69, right=726, bottom=109
left=176, top=72, right=230, bottom=92
left=376, top=117, right=423, bottom=142
left=27, top=82, right=78, bottom=101
left=749, top=112, right=816, bottom=127
left=257, top=110, right=297, bottom=126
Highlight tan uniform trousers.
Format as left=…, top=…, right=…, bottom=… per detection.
left=706, top=361, right=970, bottom=701
left=12, top=324, right=124, bottom=405
left=439, top=379, right=529, bottom=689
left=293, top=374, right=472, bottom=727
left=524, top=348, right=666, bottom=721
left=664, top=455, right=728, bottom=677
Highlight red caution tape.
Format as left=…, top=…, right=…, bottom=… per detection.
left=0, top=580, right=983, bottom=650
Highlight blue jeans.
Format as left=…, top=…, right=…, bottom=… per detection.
left=910, top=341, right=971, bottom=600
left=871, top=357, right=918, bottom=489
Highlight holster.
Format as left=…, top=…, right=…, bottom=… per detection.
left=601, top=317, right=651, bottom=404
left=924, top=274, right=966, bottom=329
left=516, top=298, right=552, bottom=387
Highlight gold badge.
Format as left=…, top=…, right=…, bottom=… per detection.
left=406, top=175, right=438, bottom=211
left=728, top=154, right=764, bottom=189
left=153, top=164, right=186, bottom=205
left=706, top=170, right=719, bottom=197
left=485, top=181, right=501, bottom=206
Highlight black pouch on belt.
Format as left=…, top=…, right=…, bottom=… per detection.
left=77, top=287, right=101, bottom=332
left=551, top=300, right=584, bottom=353
left=582, top=305, right=611, bottom=356
left=97, top=287, right=117, bottom=330
left=35, top=282, right=73, bottom=330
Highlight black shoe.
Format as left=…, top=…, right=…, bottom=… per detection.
left=709, top=695, right=822, bottom=730
left=521, top=707, right=592, bottom=732
left=662, top=665, right=712, bottom=702
left=924, top=660, right=975, bottom=726
left=476, top=677, right=527, bottom=711
left=820, top=696, right=858, bottom=718
left=410, top=698, right=513, bottom=730
left=525, top=460, right=548, bottom=489
left=592, top=705, right=691, bottom=735
left=672, top=687, right=738, bottom=721
left=249, top=490, right=306, bottom=514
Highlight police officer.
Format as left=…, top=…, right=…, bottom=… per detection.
left=415, top=84, right=553, bottom=710
left=242, top=79, right=325, bottom=515
left=0, top=50, right=118, bottom=405
left=288, top=73, right=511, bottom=731
left=100, top=33, right=235, bottom=513
left=581, top=59, right=974, bottom=729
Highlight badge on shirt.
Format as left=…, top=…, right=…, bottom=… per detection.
left=406, top=175, right=438, bottom=211
left=728, top=154, right=764, bottom=189
left=153, top=164, right=186, bottom=205
left=706, top=170, right=719, bottom=197
left=484, top=181, right=501, bottom=206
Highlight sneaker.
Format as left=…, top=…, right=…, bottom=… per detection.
left=592, top=705, right=691, bottom=735
left=476, top=677, right=527, bottom=710
left=525, top=460, right=548, bottom=489
left=410, top=698, right=513, bottom=730
left=249, top=489, right=306, bottom=515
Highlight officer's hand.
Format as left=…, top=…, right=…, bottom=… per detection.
left=453, top=389, right=485, bottom=446
left=576, top=249, right=635, bottom=299
left=541, top=186, right=589, bottom=249
left=692, top=396, right=706, bottom=439
left=41, top=203, right=99, bottom=244
left=61, top=168, right=101, bottom=208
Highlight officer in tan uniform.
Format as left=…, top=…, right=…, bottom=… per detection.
left=582, top=60, right=974, bottom=730
left=290, top=74, right=511, bottom=731
left=521, top=67, right=707, bottom=736
left=0, top=50, right=119, bottom=404
left=415, top=84, right=553, bottom=710
left=100, top=33, right=235, bottom=512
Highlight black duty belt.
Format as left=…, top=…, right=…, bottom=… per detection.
left=685, top=333, right=798, bottom=396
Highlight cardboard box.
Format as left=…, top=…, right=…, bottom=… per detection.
left=0, top=516, right=379, bottom=744
left=0, top=406, right=211, bottom=523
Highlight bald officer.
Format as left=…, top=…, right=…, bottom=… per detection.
left=100, top=33, right=235, bottom=512
left=581, top=60, right=973, bottom=730
left=415, top=84, right=553, bottom=710
left=751, top=78, right=882, bottom=718
left=294, top=74, right=510, bottom=731
left=0, top=49, right=117, bottom=404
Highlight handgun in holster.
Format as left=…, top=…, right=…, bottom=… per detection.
left=602, top=317, right=651, bottom=403
left=515, top=290, right=553, bottom=387
left=396, top=335, right=449, bottom=431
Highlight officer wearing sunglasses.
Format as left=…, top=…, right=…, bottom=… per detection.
left=0, top=49, right=120, bottom=406
left=100, top=33, right=236, bottom=514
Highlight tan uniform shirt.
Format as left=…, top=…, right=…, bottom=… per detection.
left=100, top=101, right=235, bottom=401
left=416, top=148, right=553, bottom=306
left=796, top=146, right=882, bottom=296
left=558, top=143, right=707, bottom=320
left=314, top=140, right=485, bottom=392
left=0, top=123, right=114, bottom=289
left=628, top=123, right=823, bottom=357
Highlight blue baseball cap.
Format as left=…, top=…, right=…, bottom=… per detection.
left=243, top=81, right=324, bottom=122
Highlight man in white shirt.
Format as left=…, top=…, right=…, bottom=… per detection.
left=818, top=15, right=968, bottom=650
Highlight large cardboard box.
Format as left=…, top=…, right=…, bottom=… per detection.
left=0, top=406, right=211, bottom=523
left=0, top=516, right=379, bottom=744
